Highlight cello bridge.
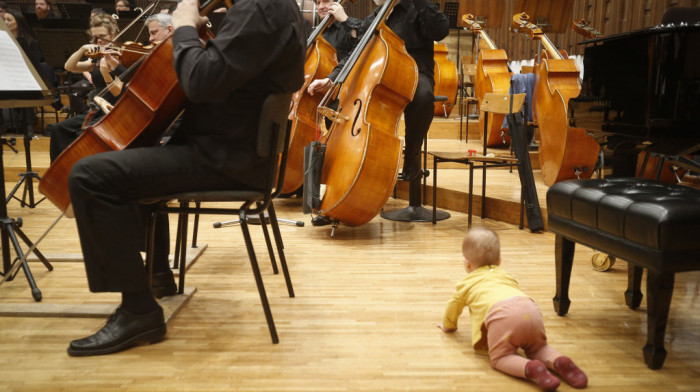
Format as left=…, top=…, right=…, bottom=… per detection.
left=318, top=106, right=350, bottom=123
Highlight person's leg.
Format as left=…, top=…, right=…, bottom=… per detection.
left=67, top=144, right=243, bottom=356
left=401, top=73, right=434, bottom=182
left=521, top=299, right=588, bottom=389
left=486, top=297, right=560, bottom=391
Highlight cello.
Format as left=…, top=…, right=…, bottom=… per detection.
left=314, top=0, right=417, bottom=227
left=511, top=12, right=599, bottom=186
left=432, top=43, right=458, bottom=117
left=283, top=0, right=354, bottom=195
left=39, top=0, right=223, bottom=216
left=463, top=14, right=512, bottom=147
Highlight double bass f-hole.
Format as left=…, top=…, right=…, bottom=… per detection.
left=351, top=99, right=362, bottom=136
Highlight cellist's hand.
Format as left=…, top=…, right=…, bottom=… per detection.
left=307, top=78, right=331, bottom=96
left=328, top=3, right=348, bottom=23
left=172, top=0, right=209, bottom=30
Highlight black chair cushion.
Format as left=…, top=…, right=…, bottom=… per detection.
left=547, top=178, right=700, bottom=273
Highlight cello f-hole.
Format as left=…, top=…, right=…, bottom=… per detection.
left=351, top=98, right=362, bottom=136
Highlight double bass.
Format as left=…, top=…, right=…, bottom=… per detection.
left=432, top=43, right=458, bottom=117
left=314, top=0, right=417, bottom=226
left=463, top=14, right=512, bottom=147
left=283, top=0, right=354, bottom=195
left=511, top=13, right=599, bottom=186
left=39, top=1, right=223, bottom=216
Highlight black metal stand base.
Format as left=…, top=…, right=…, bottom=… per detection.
left=213, top=212, right=304, bottom=228
left=382, top=177, right=450, bottom=222
left=5, top=127, right=45, bottom=208
left=381, top=205, right=450, bottom=222
left=0, top=137, right=52, bottom=301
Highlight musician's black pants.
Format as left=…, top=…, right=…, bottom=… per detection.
left=402, top=73, right=435, bottom=180
left=68, top=144, right=245, bottom=293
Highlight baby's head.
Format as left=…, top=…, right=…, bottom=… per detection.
left=462, top=227, right=501, bottom=272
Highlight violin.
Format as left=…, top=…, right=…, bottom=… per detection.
left=314, top=0, right=417, bottom=226
left=511, top=12, right=599, bottom=186
left=86, top=42, right=154, bottom=68
left=282, top=0, right=355, bottom=195
left=463, top=13, right=512, bottom=148
left=432, top=43, right=458, bottom=117
left=39, top=0, right=222, bottom=216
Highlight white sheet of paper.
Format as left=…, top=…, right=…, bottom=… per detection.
left=0, top=31, right=42, bottom=91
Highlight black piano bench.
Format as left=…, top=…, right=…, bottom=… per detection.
left=546, top=178, right=700, bottom=370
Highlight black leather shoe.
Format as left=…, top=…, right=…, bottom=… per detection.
left=67, top=306, right=166, bottom=357
left=311, top=215, right=333, bottom=227
left=151, top=270, right=177, bottom=298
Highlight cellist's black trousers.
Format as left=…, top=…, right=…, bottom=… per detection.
left=67, top=144, right=245, bottom=293
left=402, top=73, right=435, bottom=180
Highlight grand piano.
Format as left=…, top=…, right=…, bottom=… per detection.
left=569, top=23, right=700, bottom=176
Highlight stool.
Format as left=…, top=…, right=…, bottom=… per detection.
left=434, top=95, right=449, bottom=118
left=430, top=151, right=522, bottom=227
left=547, top=178, right=700, bottom=369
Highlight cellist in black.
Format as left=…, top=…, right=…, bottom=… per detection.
left=65, top=0, right=305, bottom=357
left=309, top=0, right=449, bottom=221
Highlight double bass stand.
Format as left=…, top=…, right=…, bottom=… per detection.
left=0, top=137, right=53, bottom=301
left=381, top=138, right=450, bottom=222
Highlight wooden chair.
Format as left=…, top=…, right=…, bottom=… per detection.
left=142, top=93, right=295, bottom=344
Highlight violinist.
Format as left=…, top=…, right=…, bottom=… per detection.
left=145, top=12, right=174, bottom=44
left=47, top=14, right=125, bottom=161
left=65, top=0, right=305, bottom=357
left=115, top=0, right=130, bottom=12
left=308, top=0, right=449, bottom=221
left=35, top=0, right=59, bottom=20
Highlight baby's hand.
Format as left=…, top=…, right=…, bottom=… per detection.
left=436, top=323, right=457, bottom=333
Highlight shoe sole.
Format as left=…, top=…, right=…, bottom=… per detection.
left=67, top=324, right=167, bottom=357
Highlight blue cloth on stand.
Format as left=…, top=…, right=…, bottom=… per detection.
left=502, top=73, right=535, bottom=129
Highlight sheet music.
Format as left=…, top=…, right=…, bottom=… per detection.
left=0, top=31, right=42, bottom=91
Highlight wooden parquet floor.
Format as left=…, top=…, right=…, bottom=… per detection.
left=0, top=183, right=698, bottom=391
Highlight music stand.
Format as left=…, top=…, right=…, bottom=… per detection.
left=0, top=26, right=56, bottom=301
left=57, top=3, right=93, bottom=19
left=5, top=123, right=46, bottom=208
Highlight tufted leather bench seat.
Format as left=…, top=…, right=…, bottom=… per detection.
left=546, top=178, right=700, bottom=369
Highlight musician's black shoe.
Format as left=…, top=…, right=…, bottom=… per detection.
left=151, top=270, right=177, bottom=298
left=67, top=306, right=166, bottom=357
left=311, top=215, right=333, bottom=226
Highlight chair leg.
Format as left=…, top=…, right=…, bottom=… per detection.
left=176, top=202, right=189, bottom=295
left=625, top=264, right=644, bottom=309
left=191, top=201, right=200, bottom=248
left=553, top=235, right=575, bottom=316
left=258, top=206, right=279, bottom=274
left=239, top=210, right=279, bottom=344
left=268, top=202, right=294, bottom=298
left=145, top=207, right=159, bottom=289
left=643, top=272, right=674, bottom=369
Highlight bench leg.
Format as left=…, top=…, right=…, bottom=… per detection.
left=553, top=235, right=574, bottom=316
left=625, top=264, right=644, bottom=309
left=643, top=272, right=674, bottom=369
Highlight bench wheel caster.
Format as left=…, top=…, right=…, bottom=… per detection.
left=592, top=253, right=616, bottom=271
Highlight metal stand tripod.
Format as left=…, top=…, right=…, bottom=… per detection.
left=0, top=137, right=53, bottom=301
left=6, top=126, right=45, bottom=208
